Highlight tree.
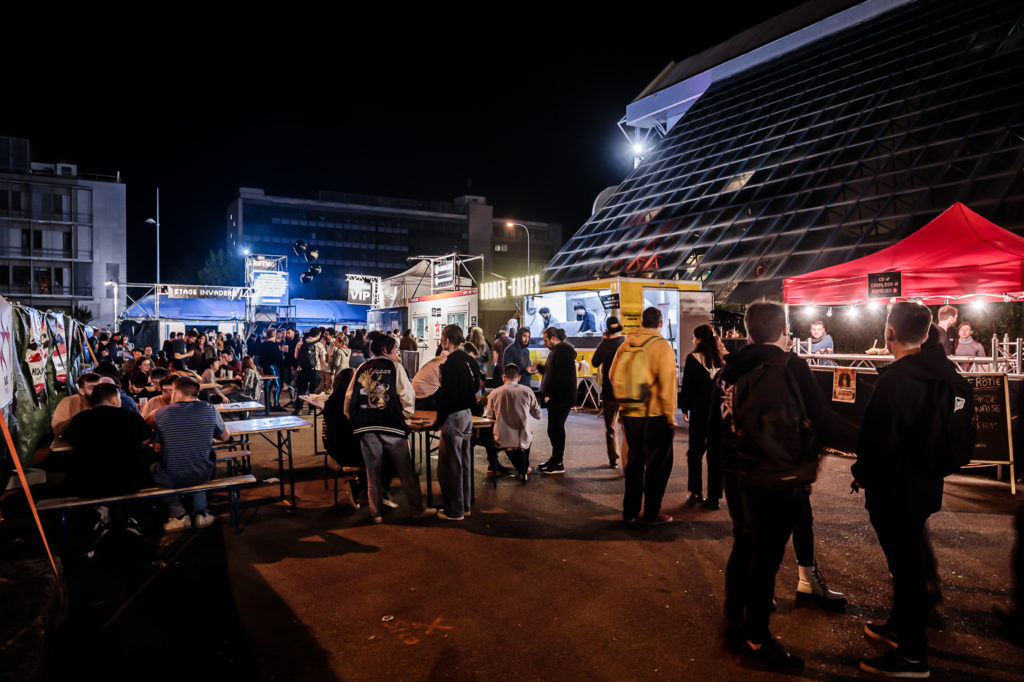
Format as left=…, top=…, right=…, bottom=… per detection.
left=196, top=249, right=243, bottom=286
left=71, top=304, right=94, bottom=325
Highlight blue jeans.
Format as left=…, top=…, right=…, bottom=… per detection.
left=261, top=365, right=281, bottom=404
left=438, top=410, right=473, bottom=517
left=152, top=462, right=214, bottom=517
left=358, top=432, right=424, bottom=518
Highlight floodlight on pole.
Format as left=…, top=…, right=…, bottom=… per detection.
left=505, top=221, right=532, bottom=274
left=144, top=187, right=161, bottom=287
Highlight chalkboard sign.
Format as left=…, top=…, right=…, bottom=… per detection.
left=868, top=271, right=901, bottom=298
left=965, top=373, right=1013, bottom=465
left=600, top=293, right=620, bottom=310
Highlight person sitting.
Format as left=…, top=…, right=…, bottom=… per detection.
left=400, top=329, right=419, bottom=352
left=485, top=364, right=542, bottom=480
left=142, top=374, right=178, bottom=423
left=201, top=358, right=223, bottom=385
left=411, top=351, right=447, bottom=410
left=64, top=382, right=154, bottom=544
left=151, top=376, right=231, bottom=531
left=225, top=356, right=262, bottom=404
left=94, top=361, right=140, bottom=413
left=52, top=372, right=103, bottom=437
left=954, top=321, right=988, bottom=370
left=219, top=350, right=242, bottom=377
left=125, top=357, right=156, bottom=400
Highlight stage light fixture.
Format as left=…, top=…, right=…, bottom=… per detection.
left=293, top=240, right=307, bottom=256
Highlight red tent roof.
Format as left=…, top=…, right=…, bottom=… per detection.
left=783, top=203, right=1024, bottom=305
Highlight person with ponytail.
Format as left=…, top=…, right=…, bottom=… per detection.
left=679, top=324, right=725, bottom=509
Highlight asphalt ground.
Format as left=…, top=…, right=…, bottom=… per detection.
left=51, top=405, right=1023, bottom=681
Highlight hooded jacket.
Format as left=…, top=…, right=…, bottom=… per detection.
left=609, top=327, right=678, bottom=424
left=540, top=340, right=578, bottom=408
left=503, top=328, right=533, bottom=386
left=851, top=343, right=953, bottom=515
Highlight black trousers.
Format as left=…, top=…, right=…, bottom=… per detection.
left=792, top=487, right=815, bottom=566
left=602, top=397, right=621, bottom=464
left=621, top=416, right=674, bottom=521
left=546, top=403, right=571, bottom=465
left=743, top=487, right=803, bottom=644
left=293, top=369, right=320, bottom=411
left=1016, top=504, right=1024, bottom=615
left=869, top=506, right=931, bottom=660
left=723, top=467, right=752, bottom=627
left=685, top=407, right=721, bottom=500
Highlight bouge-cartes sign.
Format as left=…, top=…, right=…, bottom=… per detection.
left=867, top=271, right=901, bottom=298
left=166, top=284, right=244, bottom=300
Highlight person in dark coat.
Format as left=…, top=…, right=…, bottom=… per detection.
left=537, top=327, right=577, bottom=475
left=852, top=302, right=956, bottom=679
left=502, top=327, right=535, bottom=386
left=257, top=329, right=285, bottom=410
left=591, top=317, right=625, bottom=467
left=678, top=324, right=724, bottom=509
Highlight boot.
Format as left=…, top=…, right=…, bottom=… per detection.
left=796, top=564, right=847, bottom=612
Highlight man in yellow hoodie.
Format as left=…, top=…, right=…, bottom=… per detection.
left=609, top=306, right=678, bottom=524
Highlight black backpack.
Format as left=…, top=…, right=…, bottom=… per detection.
left=911, top=369, right=976, bottom=479
left=298, top=342, right=318, bottom=370
left=731, top=352, right=820, bottom=490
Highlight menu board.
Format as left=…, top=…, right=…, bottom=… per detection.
left=965, top=373, right=1013, bottom=464
left=868, top=271, right=901, bottom=298
left=252, top=271, right=289, bottom=306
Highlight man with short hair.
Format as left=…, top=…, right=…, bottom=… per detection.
left=538, top=307, right=557, bottom=330
left=293, top=327, right=324, bottom=414
left=809, top=320, right=834, bottom=355
left=610, top=307, right=677, bottom=522
left=954, top=321, right=988, bottom=370
left=52, top=372, right=102, bottom=436
left=219, top=350, right=242, bottom=377
left=485, top=364, right=542, bottom=480
left=142, top=374, right=178, bottom=423
left=936, top=304, right=959, bottom=355
left=93, top=361, right=140, bottom=414
left=852, top=302, right=967, bottom=678
left=491, top=327, right=512, bottom=383
left=537, top=327, right=577, bottom=475
left=720, top=302, right=829, bottom=671
left=432, top=325, right=479, bottom=520
left=152, top=376, right=231, bottom=531
left=573, top=301, right=597, bottom=334
left=258, top=329, right=285, bottom=410
left=591, top=316, right=626, bottom=467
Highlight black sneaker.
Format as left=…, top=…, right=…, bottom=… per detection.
left=538, top=462, right=565, bottom=475
left=865, top=622, right=899, bottom=648
left=124, top=517, right=143, bottom=536
left=738, top=637, right=804, bottom=672
left=700, top=498, right=720, bottom=510
left=859, top=649, right=929, bottom=678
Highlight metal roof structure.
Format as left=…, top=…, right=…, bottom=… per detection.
left=547, top=0, right=1024, bottom=302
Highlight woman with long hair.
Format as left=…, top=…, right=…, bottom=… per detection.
left=227, top=356, right=262, bottom=404
left=469, top=326, right=490, bottom=378
left=679, top=324, right=725, bottom=509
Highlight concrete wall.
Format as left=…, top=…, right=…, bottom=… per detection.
left=83, top=179, right=127, bottom=326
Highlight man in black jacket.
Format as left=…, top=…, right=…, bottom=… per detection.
left=503, top=327, right=535, bottom=386
left=433, top=325, right=479, bottom=520
left=591, top=317, right=625, bottom=468
left=258, top=329, right=285, bottom=410
left=852, top=302, right=953, bottom=678
left=538, top=327, right=577, bottom=475
left=720, top=302, right=828, bottom=672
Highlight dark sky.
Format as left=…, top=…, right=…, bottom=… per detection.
left=10, top=2, right=804, bottom=285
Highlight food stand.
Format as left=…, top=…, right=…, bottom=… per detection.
left=407, top=289, right=479, bottom=367
left=783, top=202, right=1023, bottom=492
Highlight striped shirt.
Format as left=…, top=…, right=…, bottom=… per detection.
left=153, top=400, right=227, bottom=482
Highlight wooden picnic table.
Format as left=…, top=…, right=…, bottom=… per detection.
left=228, top=415, right=310, bottom=507
left=299, top=394, right=328, bottom=456
left=216, top=401, right=264, bottom=414
left=406, top=410, right=496, bottom=506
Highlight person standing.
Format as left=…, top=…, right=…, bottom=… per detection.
left=936, top=304, right=959, bottom=355
left=469, top=327, right=491, bottom=380
left=679, top=324, right=724, bottom=509
left=591, top=317, right=626, bottom=468
left=432, top=325, right=479, bottom=520
left=852, top=302, right=972, bottom=678
left=491, top=327, right=513, bottom=384
left=344, top=334, right=435, bottom=523
left=609, top=307, right=677, bottom=524
left=257, top=329, right=285, bottom=410
left=537, top=327, right=577, bottom=475
left=954, top=321, right=988, bottom=370
left=400, top=329, right=419, bottom=352
left=502, top=328, right=535, bottom=387
left=573, top=301, right=597, bottom=334
left=721, top=302, right=832, bottom=671
left=293, top=328, right=324, bottom=414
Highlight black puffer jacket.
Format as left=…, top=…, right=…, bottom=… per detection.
left=541, top=341, right=578, bottom=408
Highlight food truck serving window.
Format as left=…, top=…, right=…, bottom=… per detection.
left=643, top=287, right=680, bottom=354
left=522, top=290, right=610, bottom=338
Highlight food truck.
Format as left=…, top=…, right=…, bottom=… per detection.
left=500, top=276, right=713, bottom=389
left=407, top=288, right=480, bottom=367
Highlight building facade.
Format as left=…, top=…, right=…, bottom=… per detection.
left=227, top=188, right=560, bottom=300
left=0, top=136, right=126, bottom=325
left=545, top=0, right=1024, bottom=301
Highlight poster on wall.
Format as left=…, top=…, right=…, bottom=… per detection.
left=832, top=367, right=856, bottom=403
left=48, top=313, right=68, bottom=384
left=24, top=309, right=49, bottom=395
left=0, top=297, right=12, bottom=408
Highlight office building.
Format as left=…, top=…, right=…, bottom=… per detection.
left=227, top=188, right=560, bottom=300
left=545, top=0, right=1024, bottom=301
left=0, top=136, right=126, bottom=324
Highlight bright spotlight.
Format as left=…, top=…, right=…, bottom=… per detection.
left=971, top=299, right=986, bottom=312
left=867, top=301, right=880, bottom=312
left=632, top=143, right=644, bottom=154
left=801, top=305, right=816, bottom=319
left=242, top=248, right=250, bottom=255
left=845, top=306, right=860, bottom=319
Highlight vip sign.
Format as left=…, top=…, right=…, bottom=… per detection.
left=348, top=279, right=373, bottom=304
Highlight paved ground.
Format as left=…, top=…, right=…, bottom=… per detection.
left=53, top=406, right=1023, bottom=681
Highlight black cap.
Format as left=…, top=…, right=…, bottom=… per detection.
left=606, top=317, right=623, bottom=333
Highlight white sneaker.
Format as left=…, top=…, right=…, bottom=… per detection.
left=193, top=511, right=216, bottom=529
left=413, top=507, right=437, bottom=519
left=163, top=514, right=192, bottom=532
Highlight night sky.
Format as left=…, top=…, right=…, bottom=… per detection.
left=10, top=2, right=804, bottom=286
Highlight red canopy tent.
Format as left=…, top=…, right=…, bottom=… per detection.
left=783, top=203, right=1024, bottom=305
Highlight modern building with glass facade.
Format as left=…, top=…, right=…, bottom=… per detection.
left=545, top=0, right=1024, bottom=302
left=227, top=188, right=560, bottom=300
left=0, top=136, right=126, bottom=324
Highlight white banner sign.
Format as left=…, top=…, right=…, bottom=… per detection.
left=0, top=297, right=12, bottom=407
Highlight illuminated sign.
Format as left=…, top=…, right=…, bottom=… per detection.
left=166, top=284, right=244, bottom=300
left=252, top=271, right=289, bottom=306
left=480, top=275, right=540, bottom=301
left=433, top=261, right=455, bottom=288
left=347, top=279, right=373, bottom=305
left=248, top=256, right=280, bottom=271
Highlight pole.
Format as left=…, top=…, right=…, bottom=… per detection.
left=154, top=187, right=160, bottom=323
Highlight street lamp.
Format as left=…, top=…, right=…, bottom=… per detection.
left=505, top=221, right=532, bottom=274
left=145, top=187, right=161, bottom=286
